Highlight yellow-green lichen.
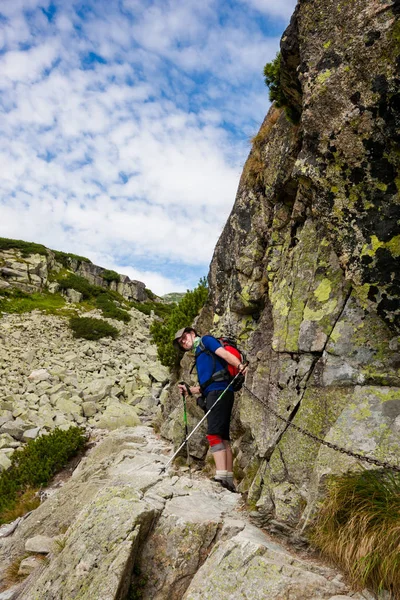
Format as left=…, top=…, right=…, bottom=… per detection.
left=330, top=323, right=343, bottom=343
left=323, top=40, right=332, bottom=49
left=314, top=278, right=332, bottom=302
left=276, top=387, right=353, bottom=482
left=362, top=234, right=400, bottom=259
left=361, top=235, right=384, bottom=257
left=316, top=69, right=332, bottom=84
left=386, top=235, right=400, bottom=257
left=373, top=388, right=400, bottom=404
left=303, top=299, right=338, bottom=321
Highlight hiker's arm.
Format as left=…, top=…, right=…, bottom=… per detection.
left=215, top=347, right=247, bottom=372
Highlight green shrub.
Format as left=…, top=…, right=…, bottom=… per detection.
left=144, top=288, right=157, bottom=301
left=96, top=294, right=130, bottom=322
left=264, top=52, right=286, bottom=107
left=53, top=250, right=91, bottom=267
left=0, top=427, right=86, bottom=523
left=69, top=316, right=119, bottom=340
left=131, top=300, right=173, bottom=319
left=102, top=269, right=120, bottom=283
left=57, top=273, right=95, bottom=299
left=0, top=237, right=48, bottom=257
left=0, top=290, right=66, bottom=315
left=263, top=52, right=300, bottom=124
left=150, top=277, right=208, bottom=368
left=311, top=468, right=400, bottom=598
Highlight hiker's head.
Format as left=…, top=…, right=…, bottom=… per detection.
left=173, top=327, right=198, bottom=351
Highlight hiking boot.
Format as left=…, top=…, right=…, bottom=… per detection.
left=213, top=477, right=238, bottom=493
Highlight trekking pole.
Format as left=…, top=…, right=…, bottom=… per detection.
left=182, top=392, right=191, bottom=477
left=160, top=367, right=247, bottom=474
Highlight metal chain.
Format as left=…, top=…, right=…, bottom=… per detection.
left=243, top=384, right=400, bottom=473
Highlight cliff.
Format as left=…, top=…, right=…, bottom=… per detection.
left=0, top=242, right=148, bottom=302
left=164, top=0, right=400, bottom=536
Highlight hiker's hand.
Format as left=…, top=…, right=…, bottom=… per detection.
left=178, top=383, right=189, bottom=396
left=238, top=362, right=248, bottom=375
left=178, top=383, right=200, bottom=396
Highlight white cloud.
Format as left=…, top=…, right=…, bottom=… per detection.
left=240, top=0, right=297, bottom=20
left=0, top=41, right=59, bottom=83
left=0, top=0, right=294, bottom=292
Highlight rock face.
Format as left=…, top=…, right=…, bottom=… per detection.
left=163, top=0, right=400, bottom=537
left=0, top=247, right=148, bottom=302
left=0, top=427, right=362, bottom=600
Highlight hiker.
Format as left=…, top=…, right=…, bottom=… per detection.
left=173, top=327, right=247, bottom=492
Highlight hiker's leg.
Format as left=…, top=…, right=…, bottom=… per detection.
left=223, top=440, right=233, bottom=472
left=212, top=448, right=227, bottom=471
left=207, top=434, right=227, bottom=471
left=206, top=390, right=233, bottom=480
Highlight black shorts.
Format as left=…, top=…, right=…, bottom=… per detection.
left=206, top=389, right=234, bottom=440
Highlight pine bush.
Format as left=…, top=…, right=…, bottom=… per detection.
left=53, top=250, right=91, bottom=266
left=102, top=269, right=120, bottom=283
left=263, top=52, right=300, bottom=124
left=69, top=316, right=119, bottom=340
left=57, top=274, right=95, bottom=299
left=0, top=237, right=48, bottom=256
left=150, top=277, right=208, bottom=368
left=0, top=427, right=86, bottom=523
left=96, top=294, right=130, bottom=322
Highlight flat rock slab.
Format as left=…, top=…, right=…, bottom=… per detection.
left=21, top=486, right=157, bottom=600
left=138, top=489, right=240, bottom=600
left=164, top=490, right=238, bottom=522
left=183, top=524, right=347, bottom=600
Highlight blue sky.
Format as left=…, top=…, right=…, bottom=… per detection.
left=0, top=0, right=296, bottom=295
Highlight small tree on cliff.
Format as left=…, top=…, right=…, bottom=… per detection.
left=263, top=52, right=300, bottom=123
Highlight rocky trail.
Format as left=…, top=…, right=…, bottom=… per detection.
left=0, top=423, right=373, bottom=600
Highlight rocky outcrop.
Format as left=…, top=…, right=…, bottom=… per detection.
left=0, top=309, right=169, bottom=468
left=0, top=427, right=367, bottom=600
left=0, top=248, right=148, bottom=302
left=162, top=0, right=400, bottom=538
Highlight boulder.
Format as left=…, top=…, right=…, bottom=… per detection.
left=1, top=418, right=30, bottom=440
left=25, top=535, right=55, bottom=554
left=28, top=369, right=50, bottom=382
left=18, top=556, right=43, bottom=576
left=65, top=288, right=83, bottom=303
left=53, top=398, right=82, bottom=418
left=22, top=427, right=41, bottom=441
left=148, top=364, right=170, bottom=384
left=96, top=402, right=140, bottom=430
left=83, top=379, right=113, bottom=403
left=0, top=433, right=16, bottom=449
left=0, top=452, right=11, bottom=472
left=82, top=401, right=98, bottom=418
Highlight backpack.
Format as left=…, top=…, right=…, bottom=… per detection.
left=192, top=336, right=246, bottom=393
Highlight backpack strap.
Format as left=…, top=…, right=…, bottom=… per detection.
left=195, top=337, right=231, bottom=393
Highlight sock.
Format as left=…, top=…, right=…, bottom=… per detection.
left=226, top=472, right=234, bottom=481
left=215, top=470, right=228, bottom=481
